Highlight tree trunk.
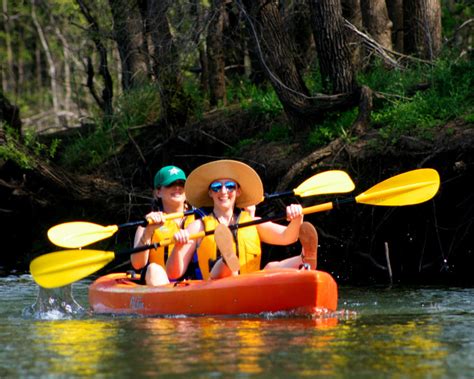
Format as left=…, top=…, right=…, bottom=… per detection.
left=35, top=44, right=42, bottom=90
left=284, top=1, right=314, bottom=72
left=109, top=0, right=148, bottom=90
left=31, top=0, right=61, bottom=127
left=308, top=0, right=356, bottom=94
left=223, top=3, right=246, bottom=76
left=360, top=0, right=393, bottom=50
left=54, top=25, right=72, bottom=125
left=190, top=0, right=208, bottom=92
left=386, top=0, right=404, bottom=52
left=241, top=0, right=316, bottom=128
left=76, top=0, right=114, bottom=116
left=2, top=0, right=15, bottom=94
left=146, top=0, right=181, bottom=90
left=403, top=0, right=442, bottom=59
left=17, top=39, right=25, bottom=94
left=0, top=91, right=22, bottom=140
left=207, top=0, right=226, bottom=106
left=341, top=0, right=364, bottom=68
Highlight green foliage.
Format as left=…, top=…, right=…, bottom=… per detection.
left=229, top=78, right=283, bottom=116
left=0, top=124, right=60, bottom=169
left=360, top=56, right=473, bottom=142
left=226, top=124, right=291, bottom=156
left=308, top=109, right=358, bottom=148
left=24, top=129, right=60, bottom=159
left=441, top=0, right=473, bottom=38
left=61, top=85, right=162, bottom=172
left=16, top=89, right=55, bottom=116
left=112, top=84, right=162, bottom=128
left=0, top=129, right=32, bottom=169
left=304, top=66, right=324, bottom=93
left=235, top=138, right=255, bottom=151
left=463, top=113, right=474, bottom=123
left=59, top=125, right=114, bottom=172
left=182, top=79, right=205, bottom=119
left=263, top=123, right=290, bottom=142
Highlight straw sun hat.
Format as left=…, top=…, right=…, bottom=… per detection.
left=184, top=160, right=264, bottom=208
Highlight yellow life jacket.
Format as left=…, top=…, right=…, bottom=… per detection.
left=149, top=215, right=195, bottom=269
left=197, top=211, right=261, bottom=280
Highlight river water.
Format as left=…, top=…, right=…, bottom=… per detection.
left=1, top=274, right=473, bottom=378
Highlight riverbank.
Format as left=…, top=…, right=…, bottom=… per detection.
left=1, top=104, right=472, bottom=285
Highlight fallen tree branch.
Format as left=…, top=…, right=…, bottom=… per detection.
left=344, top=19, right=433, bottom=67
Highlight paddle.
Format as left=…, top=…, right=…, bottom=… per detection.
left=32, top=223, right=252, bottom=288
left=46, top=211, right=195, bottom=249
left=225, top=168, right=441, bottom=229
left=47, top=170, right=355, bottom=248
left=30, top=168, right=439, bottom=288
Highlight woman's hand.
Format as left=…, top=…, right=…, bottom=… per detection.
left=286, top=204, right=303, bottom=221
left=242, top=205, right=256, bottom=217
left=146, top=211, right=166, bottom=226
left=173, top=229, right=190, bottom=245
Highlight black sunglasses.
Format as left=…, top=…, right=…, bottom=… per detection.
left=209, top=181, right=238, bottom=193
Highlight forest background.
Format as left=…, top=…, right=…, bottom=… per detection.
left=0, top=0, right=472, bottom=285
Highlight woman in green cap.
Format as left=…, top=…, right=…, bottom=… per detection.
left=131, top=165, right=199, bottom=285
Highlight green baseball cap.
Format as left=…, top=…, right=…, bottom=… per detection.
left=154, top=165, right=186, bottom=188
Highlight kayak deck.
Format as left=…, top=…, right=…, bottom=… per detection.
left=89, top=268, right=338, bottom=316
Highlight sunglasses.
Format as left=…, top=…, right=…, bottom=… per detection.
left=209, top=181, right=238, bottom=193
left=164, top=180, right=185, bottom=188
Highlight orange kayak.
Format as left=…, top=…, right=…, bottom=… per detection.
left=89, top=268, right=338, bottom=316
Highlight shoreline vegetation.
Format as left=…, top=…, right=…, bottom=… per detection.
left=0, top=1, right=472, bottom=284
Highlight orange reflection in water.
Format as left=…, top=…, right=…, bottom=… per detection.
left=134, top=315, right=339, bottom=375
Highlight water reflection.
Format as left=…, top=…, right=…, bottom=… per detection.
left=1, top=276, right=473, bottom=377
left=31, top=319, right=117, bottom=377
left=322, top=317, right=448, bottom=377
left=130, top=316, right=341, bottom=376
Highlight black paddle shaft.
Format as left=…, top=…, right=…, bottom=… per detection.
left=119, top=197, right=357, bottom=256
left=116, top=209, right=196, bottom=229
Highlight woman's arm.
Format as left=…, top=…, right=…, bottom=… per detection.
left=166, top=219, right=203, bottom=280
left=130, top=226, right=149, bottom=270
left=256, top=204, right=303, bottom=245
left=130, top=211, right=166, bottom=270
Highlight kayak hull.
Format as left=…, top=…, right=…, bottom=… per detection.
left=88, top=268, right=338, bottom=316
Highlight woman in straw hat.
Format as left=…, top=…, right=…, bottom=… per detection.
left=166, top=160, right=317, bottom=281
left=131, top=165, right=200, bottom=286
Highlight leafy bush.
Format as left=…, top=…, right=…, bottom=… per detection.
left=61, top=85, right=162, bottom=172
left=263, top=123, right=290, bottom=142
left=308, top=109, right=358, bottom=148
left=228, top=78, right=283, bottom=116
left=0, top=124, right=60, bottom=169
left=362, top=56, right=473, bottom=141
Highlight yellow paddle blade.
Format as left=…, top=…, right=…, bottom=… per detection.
left=47, top=222, right=119, bottom=248
left=355, top=168, right=440, bottom=206
left=294, top=170, right=355, bottom=197
left=30, top=249, right=115, bottom=288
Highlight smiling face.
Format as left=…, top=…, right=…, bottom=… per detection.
left=208, top=178, right=241, bottom=210
left=155, top=180, right=186, bottom=210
